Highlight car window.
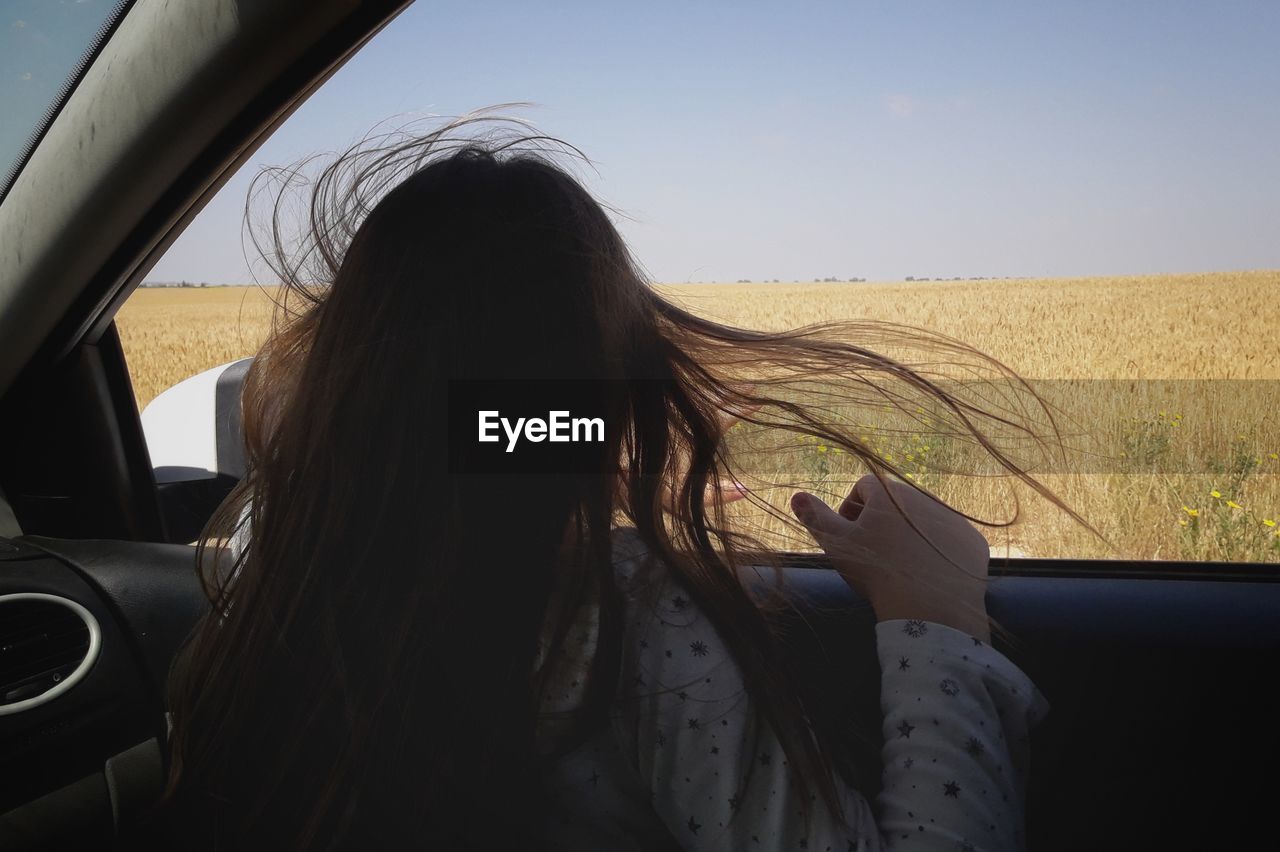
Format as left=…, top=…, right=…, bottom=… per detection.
left=117, top=2, right=1280, bottom=563
left=1, top=0, right=131, bottom=200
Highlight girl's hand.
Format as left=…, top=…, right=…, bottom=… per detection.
left=691, top=399, right=757, bottom=504
left=663, top=396, right=760, bottom=512
left=790, top=475, right=992, bottom=641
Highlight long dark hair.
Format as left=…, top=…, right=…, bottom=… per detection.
left=158, top=112, right=1084, bottom=850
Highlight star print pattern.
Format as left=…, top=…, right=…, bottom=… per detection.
left=531, top=527, right=1048, bottom=851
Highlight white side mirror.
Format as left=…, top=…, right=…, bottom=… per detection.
left=140, top=358, right=251, bottom=483
left=139, top=358, right=251, bottom=542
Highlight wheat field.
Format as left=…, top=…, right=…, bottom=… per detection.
left=116, top=271, right=1280, bottom=562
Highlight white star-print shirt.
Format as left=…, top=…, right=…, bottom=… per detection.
left=535, top=527, right=1049, bottom=851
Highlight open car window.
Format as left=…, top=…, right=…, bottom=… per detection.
left=117, top=2, right=1280, bottom=564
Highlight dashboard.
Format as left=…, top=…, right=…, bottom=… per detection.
left=0, top=536, right=206, bottom=847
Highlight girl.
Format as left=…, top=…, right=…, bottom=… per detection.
left=156, top=114, right=1065, bottom=851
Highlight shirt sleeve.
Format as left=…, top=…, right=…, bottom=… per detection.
left=608, top=540, right=1048, bottom=852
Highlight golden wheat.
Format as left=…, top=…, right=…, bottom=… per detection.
left=116, top=271, right=1280, bottom=561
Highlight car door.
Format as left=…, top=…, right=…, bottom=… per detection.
left=2, top=2, right=1278, bottom=851
left=0, top=1, right=409, bottom=846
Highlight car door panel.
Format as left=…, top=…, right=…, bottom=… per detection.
left=4, top=533, right=1279, bottom=850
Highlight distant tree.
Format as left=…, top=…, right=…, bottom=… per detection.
left=905, top=276, right=915, bottom=282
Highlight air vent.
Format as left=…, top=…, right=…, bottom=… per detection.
left=0, top=593, right=101, bottom=715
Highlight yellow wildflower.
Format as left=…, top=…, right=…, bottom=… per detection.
left=1210, top=489, right=1222, bottom=499
left=1182, top=506, right=1199, bottom=518
left=1226, top=500, right=1243, bottom=510
left=1263, top=519, right=1277, bottom=528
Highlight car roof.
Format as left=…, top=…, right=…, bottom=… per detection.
left=0, top=0, right=408, bottom=398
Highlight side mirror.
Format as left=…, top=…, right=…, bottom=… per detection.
left=140, top=358, right=251, bottom=543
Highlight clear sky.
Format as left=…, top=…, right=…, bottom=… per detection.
left=146, top=0, right=1280, bottom=285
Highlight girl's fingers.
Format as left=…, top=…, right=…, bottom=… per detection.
left=790, top=492, right=851, bottom=541
left=662, top=478, right=748, bottom=513
left=838, top=487, right=867, bottom=521
left=710, top=477, right=748, bottom=504
left=792, top=492, right=881, bottom=588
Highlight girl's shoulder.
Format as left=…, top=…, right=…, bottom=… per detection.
left=608, top=525, right=652, bottom=580
left=534, top=527, right=674, bottom=749
left=607, top=527, right=726, bottom=673
left=608, top=525, right=681, bottom=598
left=536, top=527, right=709, bottom=720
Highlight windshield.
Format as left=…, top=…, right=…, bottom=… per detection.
left=1, top=0, right=130, bottom=198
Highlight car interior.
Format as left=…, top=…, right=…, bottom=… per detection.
left=1, top=1, right=1277, bottom=850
